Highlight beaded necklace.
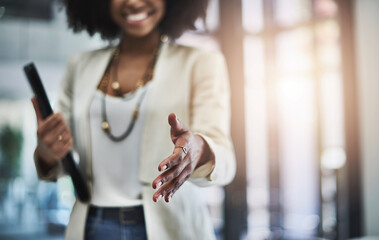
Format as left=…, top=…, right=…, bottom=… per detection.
left=100, top=35, right=167, bottom=142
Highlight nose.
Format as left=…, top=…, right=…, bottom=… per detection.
left=125, top=0, right=146, bottom=9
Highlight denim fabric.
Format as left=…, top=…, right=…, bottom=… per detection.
left=85, top=208, right=147, bottom=240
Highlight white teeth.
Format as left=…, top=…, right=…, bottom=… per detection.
left=127, top=12, right=148, bottom=21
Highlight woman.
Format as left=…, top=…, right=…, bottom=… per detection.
left=32, top=0, right=236, bottom=239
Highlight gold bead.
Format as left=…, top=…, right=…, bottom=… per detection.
left=111, top=81, right=120, bottom=91
left=102, top=121, right=110, bottom=131
left=160, top=35, right=168, bottom=43
left=136, top=80, right=143, bottom=89
left=133, top=108, right=139, bottom=119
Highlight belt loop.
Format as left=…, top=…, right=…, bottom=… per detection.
left=96, top=207, right=103, bottom=220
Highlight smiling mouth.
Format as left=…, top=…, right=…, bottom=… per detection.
left=125, top=11, right=152, bottom=23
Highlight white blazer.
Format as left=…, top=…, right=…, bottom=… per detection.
left=35, top=41, right=236, bottom=240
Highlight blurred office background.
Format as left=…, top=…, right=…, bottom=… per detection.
left=0, top=0, right=378, bottom=239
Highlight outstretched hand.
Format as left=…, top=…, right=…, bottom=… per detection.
left=152, top=113, right=211, bottom=203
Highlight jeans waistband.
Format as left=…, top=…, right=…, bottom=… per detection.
left=88, top=205, right=145, bottom=225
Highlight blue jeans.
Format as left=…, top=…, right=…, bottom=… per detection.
left=85, top=207, right=147, bottom=240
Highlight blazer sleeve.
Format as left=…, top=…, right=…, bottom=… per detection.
left=34, top=54, right=79, bottom=181
left=189, top=51, right=236, bottom=187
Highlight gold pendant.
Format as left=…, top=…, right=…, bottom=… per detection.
left=111, top=81, right=120, bottom=91
left=102, top=121, right=110, bottom=131
left=160, top=35, right=168, bottom=43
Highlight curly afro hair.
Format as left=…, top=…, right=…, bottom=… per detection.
left=60, top=0, right=209, bottom=40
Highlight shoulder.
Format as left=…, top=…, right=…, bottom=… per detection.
left=66, top=46, right=115, bottom=69
left=162, top=42, right=229, bottom=86
left=165, top=42, right=226, bottom=66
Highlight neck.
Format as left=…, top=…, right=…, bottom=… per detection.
left=120, top=30, right=160, bottom=55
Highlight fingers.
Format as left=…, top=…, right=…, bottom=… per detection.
left=152, top=151, right=193, bottom=202
left=53, top=137, right=73, bottom=159
left=152, top=163, right=192, bottom=203
left=153, top=151, right=190, bottom=187
left=36, top=113, right=73, bottom=160
left=157, top=147, right=185, bottom=171
left=37, top=113, right=64, bottom=136
left=168, top=113, right=189, bottom=139
left=31, top=97, right=44, bottom=125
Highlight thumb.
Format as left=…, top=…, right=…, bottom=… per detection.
left=31, top=97, right=44, bottom=126
left=168, top=113, right=188, bottom=137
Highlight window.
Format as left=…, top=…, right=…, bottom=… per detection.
left=240, top=0, right=348, bottom=239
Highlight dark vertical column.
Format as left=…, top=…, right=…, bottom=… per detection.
left=337, top=0, right=363, bottom=238
left=262, top=0, right=282, bottom=237
left=218, top=0, right=248, bottom=239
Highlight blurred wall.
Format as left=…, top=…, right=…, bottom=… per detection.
left=0, top=3, right=106, bottom=98
left=355, top=0, right=379, bottom=236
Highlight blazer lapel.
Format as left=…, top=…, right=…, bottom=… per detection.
left=80, top=47, right=115, bottom=107
left=74, top=47, right=115, bottom=182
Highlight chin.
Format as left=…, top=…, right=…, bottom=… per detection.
left=124, top=28, right=157, bottom=39
left=127, top=32, right=152, bottom=38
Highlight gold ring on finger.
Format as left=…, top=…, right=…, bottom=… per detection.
left=58, top=134, right=63, bottom=142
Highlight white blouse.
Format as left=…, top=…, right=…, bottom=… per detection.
left=89, top=84, right=150, bottom=207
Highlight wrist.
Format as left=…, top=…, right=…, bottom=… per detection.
left=35, top=144, right=59, bottom=170
left=194, top=134, right=215, bottom=168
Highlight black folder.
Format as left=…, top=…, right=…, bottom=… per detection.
left=24, top=62, right=90, bottom=203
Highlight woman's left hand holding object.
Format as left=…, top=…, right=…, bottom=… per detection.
left=152, top=113, right=213, bottom=203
